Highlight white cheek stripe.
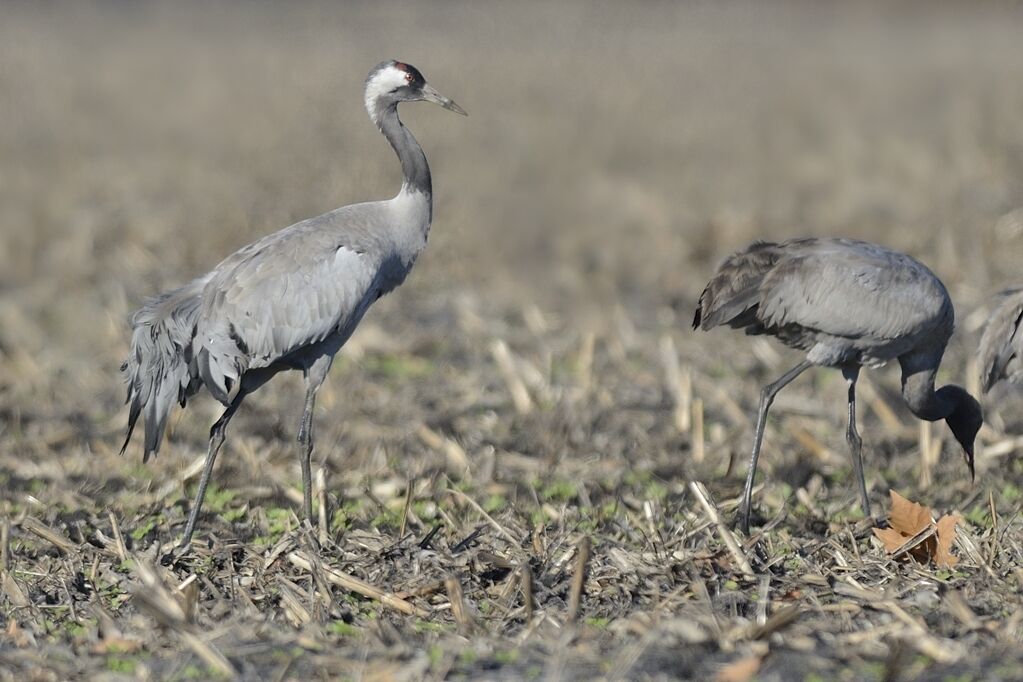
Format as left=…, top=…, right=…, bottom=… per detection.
left=365, top=66, right=409, bottom=121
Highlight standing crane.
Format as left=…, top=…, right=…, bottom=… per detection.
left=120, top=61, right=466, bottom=550
left=977, top=287, right=1023, bottom=392
left=693, top=238, right=982, bottom=532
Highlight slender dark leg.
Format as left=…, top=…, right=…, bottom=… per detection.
left=297, top=384, right=317, bottom=524
left=179, top=391, right=246, bottom=550
left=297, top=355, right=332, bottom=526
left=843, top=366, right=871, bottom=518
left=739, top=361, right=813, bottom=533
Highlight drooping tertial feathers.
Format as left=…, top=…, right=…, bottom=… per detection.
left=120, top=277, right=208, bottom=461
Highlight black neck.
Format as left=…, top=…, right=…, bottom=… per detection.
left=376, top=102, right=431, bottom=196
left=900, top=353, right=955, bottom=421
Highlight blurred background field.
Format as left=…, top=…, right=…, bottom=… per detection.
left=3, top=1, right=1023, bottom=679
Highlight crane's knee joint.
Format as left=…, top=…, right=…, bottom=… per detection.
left=297, top=421, right=313, bottom=445
left=846, top=431, right=862, bottom=449
left=209, top=423, right=227, bottom=447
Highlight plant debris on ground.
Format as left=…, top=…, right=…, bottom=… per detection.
left=4, top=2, right=1023, bottom=680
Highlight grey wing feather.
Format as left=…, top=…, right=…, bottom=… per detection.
left=121, top=275, right=208, bottom=460
left=693, top=240, right=781, bottom=330
left=194, top=206, right=385, bottom=402
left=756, top=239, right=952, bottom=341
left=977, top=287, right=1023, bottom=393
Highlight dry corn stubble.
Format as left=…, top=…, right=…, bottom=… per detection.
left=3, top=2, right=1023, bottom=680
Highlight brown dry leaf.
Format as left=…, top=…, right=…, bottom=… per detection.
left=2, top=620, right=35, bottom=648
left=873, top=526, right=913, bottom=554
left=934, top=514, right=960, bottom=568
left=715, top=655, right=763, bottom=682
left=872, top=490, right=960, bottom=567
left=888, top=490, right=932, bottom=536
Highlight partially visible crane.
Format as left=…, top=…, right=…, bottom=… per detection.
left=694, top=237, right=982, bottom=532
left=120, top=61, right=466, bottom=549
left=977, top=287, right=1023, bottom=392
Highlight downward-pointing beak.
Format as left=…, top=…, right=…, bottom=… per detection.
left=421, top=83, right=467, bottom=115
left=964, top=445, right=975, bottom=483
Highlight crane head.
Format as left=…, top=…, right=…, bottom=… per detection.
left=944, top=386, right=983, bottom=482
left=365, top=61, right=467, bottom=120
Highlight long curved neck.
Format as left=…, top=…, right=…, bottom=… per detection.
left=376, top=102, right=432, bottom=198
left=899, top=352, right=955, bottom=421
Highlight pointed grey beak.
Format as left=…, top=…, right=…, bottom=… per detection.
left=964, top=443, right=975, bottom=483
left=421, top=83, right=467, bottom=115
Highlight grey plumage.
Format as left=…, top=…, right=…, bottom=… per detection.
left=977, top=287, right=1023, bottom=393
left=121, top=60, right=465, bottom=549
left=694, top=237, right=983, bottom=532
left=192, top=202, right=421, bottom=405
left=121, top=278, right=207, bottom=460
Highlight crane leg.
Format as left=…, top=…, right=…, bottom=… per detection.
left=179, top=391, right=246, bottom=550
left=740, top=360, right=813, bottom=534
left=297, top=384, right=318, bottom=524
left=843, top=367, right=872, bottom=518
left=298, top=356, right=332, bottom=526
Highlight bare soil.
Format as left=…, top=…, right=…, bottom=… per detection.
left=3, top=2, right=1023, bottom=680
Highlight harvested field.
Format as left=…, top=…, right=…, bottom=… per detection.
left=4, top=1, right=1023, bottom=679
